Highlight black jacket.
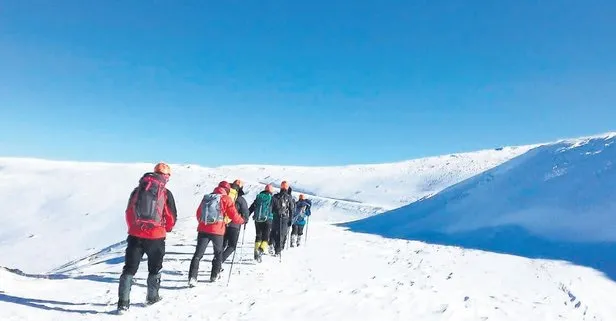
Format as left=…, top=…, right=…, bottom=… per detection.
left=272, top=189, right=295, bottom=221
left=228, top=184, right=249, bottom=229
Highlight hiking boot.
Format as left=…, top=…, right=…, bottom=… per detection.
left=188, top=277, right=197, bottom=288
left=146, top=273, right=161, bottom=304
left=117, top=300, right=129, bottom=314
left=118, top=273, right=133, bottom=310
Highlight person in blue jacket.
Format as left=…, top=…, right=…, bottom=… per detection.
left=290, top=194, right=311, bottom=247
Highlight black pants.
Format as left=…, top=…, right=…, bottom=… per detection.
left=222, top=226, right=241, bottom=263
left=255, top=221, right=272, bottom=244
left=291, top=224, right=305, bottom=236
left=121, top=235, right=165, bottom=276
left=272, top=217, right=290, bottom=253
left=188, top=232, right=224, bottom=280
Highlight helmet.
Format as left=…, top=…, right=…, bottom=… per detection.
left=299, top=194, right=305, bottom=200
left=218, top=181, right=231, bottom=192
left=265, top=184, right=274, bottom=193
left=280, top=181, right=289, bottom=190
left=233, top=179, right=243, bottom=188
left=154, top=162, right=171, bottom=176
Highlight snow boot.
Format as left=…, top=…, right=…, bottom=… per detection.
left=188, top=277, right=197, bottom=288
left=296, top=237, right=301, bottom=247
left=117, top=273, right=133, bottom=312
left=146, top=273, right=162, bottom=305
left=290, top=235, right=296, bottom=248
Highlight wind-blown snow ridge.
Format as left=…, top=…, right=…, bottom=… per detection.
left=343, top=134, right=616, bottom=280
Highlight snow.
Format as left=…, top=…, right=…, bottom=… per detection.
left=2, top=132, right=616, bottom=320
left=344, top=133, right=616, bottom=280
left=0, top=145, right=527, bottom=274
left=3, top=223, right=616, bottom=320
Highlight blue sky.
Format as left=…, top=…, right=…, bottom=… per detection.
left=1, top=1, right=615, bottom=166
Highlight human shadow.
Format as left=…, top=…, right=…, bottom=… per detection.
left=0, top=293, right=111, bottom=315
left=341, top=135, right=616, bottom=281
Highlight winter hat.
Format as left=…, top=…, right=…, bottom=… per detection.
left=280, top=181, right=289, bottom=190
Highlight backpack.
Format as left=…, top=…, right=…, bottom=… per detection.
left=278, top=194, right=291, bottom=217
left=199, top=193, right=224, bottom=224
left=130, top=173, right=167, bottom=228
left=228, top=188, right=238, bottom=203
left=254, top=193, right=272, bottom=223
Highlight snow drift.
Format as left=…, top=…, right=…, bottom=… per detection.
left=344, top=133, right=616, bottom=279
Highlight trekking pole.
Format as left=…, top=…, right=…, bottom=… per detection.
left=226, top=242, right=237, bottom=287
left=237, top=223, right=247, bottom=275
left=305, top=216, right=310, bottom=246
left=279, top=218, right=283, bottom=263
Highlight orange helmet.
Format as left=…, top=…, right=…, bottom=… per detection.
left=299, top=194, right=305, bottom=200
left=280, top=181, right=289, bottom=190
left=265, top=184, right=274, bottom=193
left=233, top=179, right=243, bottom=187
left=154, top=162, right=171, bottom=176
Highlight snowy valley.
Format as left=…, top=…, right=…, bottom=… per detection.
left=1, top=133, right=616, bottom=320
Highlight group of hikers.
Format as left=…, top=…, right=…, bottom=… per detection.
left=116, top=163, right=312, bottom=313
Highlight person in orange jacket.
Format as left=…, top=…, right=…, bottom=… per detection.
left=117, top=162, right=177, bottom=313
left=188, top=181, right=244, bottom=285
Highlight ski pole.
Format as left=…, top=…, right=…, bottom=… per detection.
left=278, top=217, right=282, bottom=262
left=237, top=223, right=247, bottom=275
left=226, top=232, right=238, bottom=287
left=305, top=216, right=310, bottom=246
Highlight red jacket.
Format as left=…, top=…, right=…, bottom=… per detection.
left=126, top=188, right=177, bottom=239
left=196, top=187, right=244, bottom=235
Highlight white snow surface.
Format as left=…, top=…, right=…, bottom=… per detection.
left=0, top=145, right=528, bottom=274
left=2, top=132, right=616, bottom=320
left=345, top=133, right=616, bottom=243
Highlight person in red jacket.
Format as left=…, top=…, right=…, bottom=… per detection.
left=188, top=181, right=244, bottom=286
left=117, top=162, right=177, bottom=314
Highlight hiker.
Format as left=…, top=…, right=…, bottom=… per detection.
left=188, top=181, right=244, bottom=286
left=291, top=194, right=312, bottom=247
left=221, top=179, right=250, bottom=263
left=117, top=162, right=177, bottom=313
left=248, top=184, right=275, bottom=262
left=271, top=181, right=295, bottom=256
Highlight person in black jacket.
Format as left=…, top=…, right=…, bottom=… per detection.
left=271, top=181, right=295, bottom=256
left=221, top=179, right=250, bottom=263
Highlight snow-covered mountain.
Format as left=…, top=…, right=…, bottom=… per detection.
left=0, top=145, right=529, bottom=274
left=344, top=133, right=616, bottom=280
left=2, top=133, right=616, bottom=320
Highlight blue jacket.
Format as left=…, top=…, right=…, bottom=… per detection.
left=292, top=199, right=312, bottom=226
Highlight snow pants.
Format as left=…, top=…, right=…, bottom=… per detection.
left=272, top=217, right=290, bottom=254
left=222, top=226, right=240, bottom=263
left=121, top=235, right=165, bottom=276
left=291, top=224, right=305, bottom=236
left=254, top=221, right=272, bottom=253
left=188, top=232, right=224, bottom=280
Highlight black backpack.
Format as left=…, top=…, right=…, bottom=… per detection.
left=278, top=193, right=291, bottom=217
left=129, top=172, right=168, bottom=229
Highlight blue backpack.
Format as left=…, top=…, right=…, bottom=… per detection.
left=199, top=193, right=224, bottom=224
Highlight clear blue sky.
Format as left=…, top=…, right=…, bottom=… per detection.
left=1, top=1, right=615, bottom=166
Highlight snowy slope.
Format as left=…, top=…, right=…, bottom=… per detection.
left=3, top=223, right=616, bottom=321
left=344, top=133, right=616, bottom=279
left=215, top=145, right=533, bottom=209
left=0, top=145, right=527, bottom=274
left=2, top=133, right=616, bottom=320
